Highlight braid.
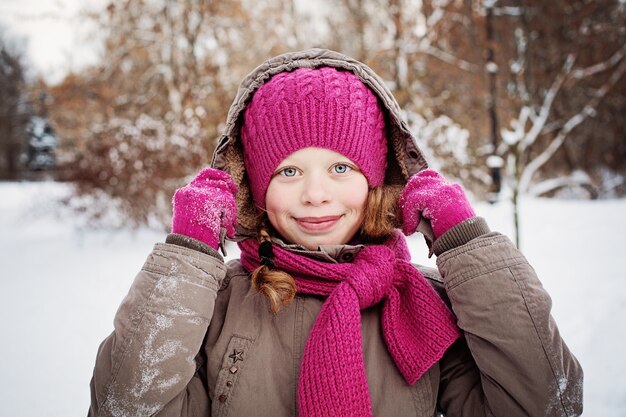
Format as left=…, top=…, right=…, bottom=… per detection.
left=251, top=228, right=297, bottom=313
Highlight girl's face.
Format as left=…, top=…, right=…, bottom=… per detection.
left=265, top=147, right=369, bottom=251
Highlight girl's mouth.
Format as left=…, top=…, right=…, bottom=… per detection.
left=294, top=215, right=342, bottom=232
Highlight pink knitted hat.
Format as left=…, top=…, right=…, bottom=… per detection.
left=240, top=67, right=388, bottom=208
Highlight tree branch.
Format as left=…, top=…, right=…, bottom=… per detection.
left=570, top=45, right=626, bottom=80
left=401, top=41, right=479, bottom=73
left=518, top=56, right=626, bottom=192
left=519, top=54, right=575, bottom=151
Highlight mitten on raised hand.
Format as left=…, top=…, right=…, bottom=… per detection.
left=171, top=167, right=238, bottom=250
left=398, top=169, right=476, bottom=239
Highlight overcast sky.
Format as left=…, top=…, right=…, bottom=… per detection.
left=0, top=0, right=107, bottom=84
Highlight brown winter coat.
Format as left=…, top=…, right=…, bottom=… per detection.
left=88, top=49, right=583, bottom=416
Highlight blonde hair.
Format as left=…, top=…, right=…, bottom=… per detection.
left=251, top=184, right=402, bottom=313
left=360, top=184, right=403, bottom=243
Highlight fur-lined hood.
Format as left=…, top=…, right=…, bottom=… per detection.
left=211, top=48, right=428, bottom=235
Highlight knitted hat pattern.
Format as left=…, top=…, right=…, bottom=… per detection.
left=240, top=67, right=388, bottom=208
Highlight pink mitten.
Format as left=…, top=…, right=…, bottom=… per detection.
left=399, top=169, right=475, bottom=239
left=172, top=168, right=238, bottom=250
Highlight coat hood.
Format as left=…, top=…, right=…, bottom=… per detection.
left=211, top=48, right=428, bottom=235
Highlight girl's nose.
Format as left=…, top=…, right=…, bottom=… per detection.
left=301, top=175, right=332, bottom=206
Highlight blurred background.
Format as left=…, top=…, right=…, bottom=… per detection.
left=2, top=0, right=625, bottom=228
left=0, top=0, right=625, bottom=416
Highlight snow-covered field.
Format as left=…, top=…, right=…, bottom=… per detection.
left=1, top=181, right=625, bottom=416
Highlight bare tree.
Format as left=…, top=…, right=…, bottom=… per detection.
left=500, top=46, right=626, bottom=246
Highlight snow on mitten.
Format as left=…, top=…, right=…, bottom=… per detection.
left=172, top=167, right=238, bottom=250
left=398, top=169, right=475, bottom=239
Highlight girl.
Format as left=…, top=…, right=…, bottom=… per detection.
left=88, top=49, right=583, bottom=417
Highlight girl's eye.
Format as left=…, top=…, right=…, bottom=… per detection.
left=279, top=167, right=299, bottom=177
left=332, top=164, right=352, bottom=174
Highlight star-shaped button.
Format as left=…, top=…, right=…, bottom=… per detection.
left=229, top=349, right=244, bottom=363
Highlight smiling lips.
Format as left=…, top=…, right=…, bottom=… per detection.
left=294, top=215, right=342, bottom=232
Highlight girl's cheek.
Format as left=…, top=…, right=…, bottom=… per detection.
left=343, top=183, right=369, bottom=208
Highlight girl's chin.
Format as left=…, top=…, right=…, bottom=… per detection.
left=291, top=232, right=353, bottom=250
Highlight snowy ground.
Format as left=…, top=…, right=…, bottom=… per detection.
left=1, top=181, right=624, bottom=416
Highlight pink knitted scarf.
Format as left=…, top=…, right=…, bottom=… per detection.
left=238, top=231, right=460, bottom=417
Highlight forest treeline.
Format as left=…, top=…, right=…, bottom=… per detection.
left=1, top=0, right=625, bottom=228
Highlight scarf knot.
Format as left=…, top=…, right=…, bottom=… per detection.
left=348, top=246, right=396, bottom=309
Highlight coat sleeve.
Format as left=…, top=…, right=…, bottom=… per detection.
left=88, top=240, right=228, bottom=417
left=435, top=232, right=583, bottom=417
